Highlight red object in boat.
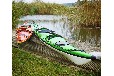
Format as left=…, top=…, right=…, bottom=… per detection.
left=16, top=25, right=32, bottom=43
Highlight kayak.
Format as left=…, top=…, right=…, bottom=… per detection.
left=20, top=21, right=101, bottom=65
left=16, top=25, right=32, bottom=43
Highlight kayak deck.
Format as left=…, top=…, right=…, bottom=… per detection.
left=34, top=27, right=97, bottom=60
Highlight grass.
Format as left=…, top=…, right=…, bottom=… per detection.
left=12, top=47, right=98, bottom=76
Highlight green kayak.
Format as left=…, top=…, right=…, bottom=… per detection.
left=22, top=21, right=101, bottom=65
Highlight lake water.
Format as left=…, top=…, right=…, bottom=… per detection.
left=19, top=15, right=101, bottom=52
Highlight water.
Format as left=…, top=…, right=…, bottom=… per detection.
left=19, top=15, right=101, bottom=52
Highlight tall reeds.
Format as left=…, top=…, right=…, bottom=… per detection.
left=12, top=1, right=101, bottom=29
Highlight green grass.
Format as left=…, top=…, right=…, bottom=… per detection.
left=12, top=47, right=97, bottom=76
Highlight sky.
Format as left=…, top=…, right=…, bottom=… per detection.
left=14, top=0, right=77, bottom=4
